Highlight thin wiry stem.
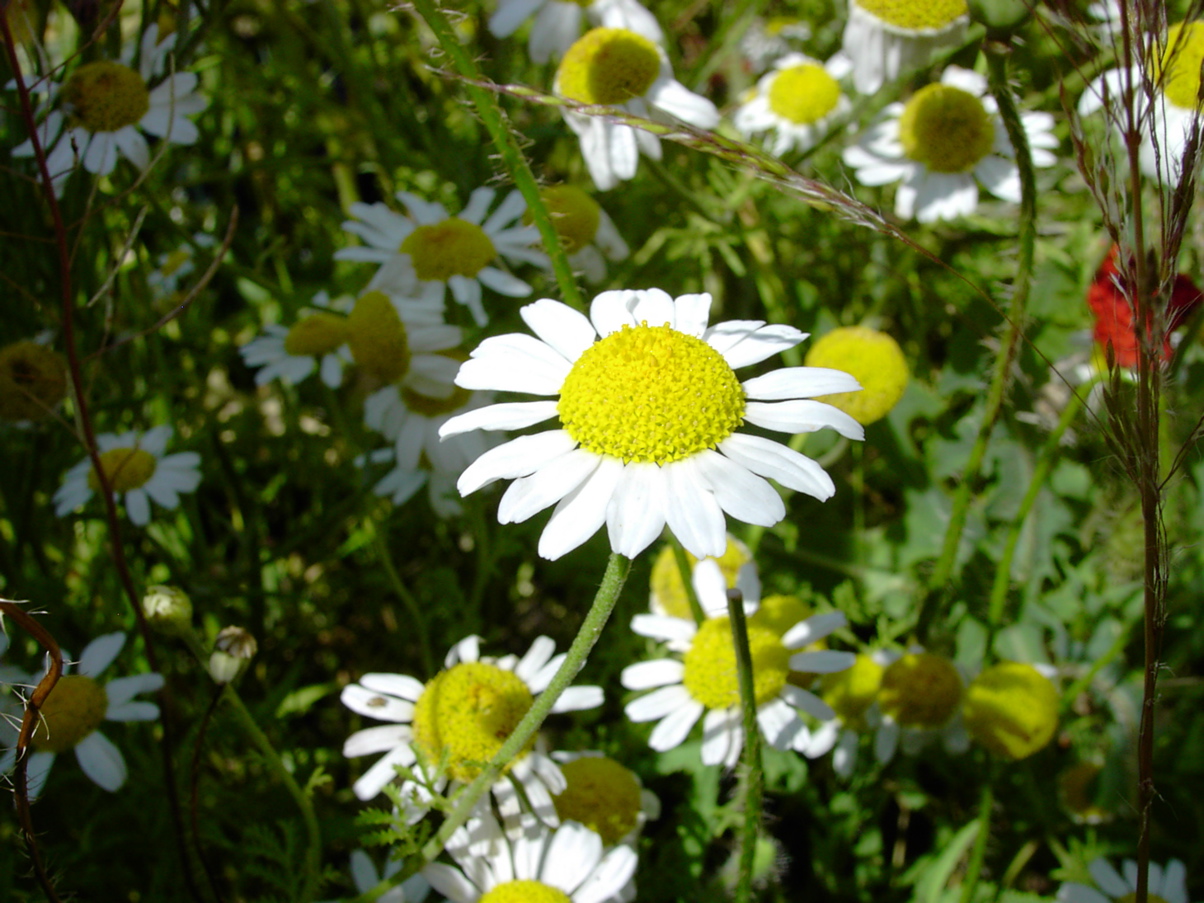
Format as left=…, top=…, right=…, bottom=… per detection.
left=728, top=588, right=763, bottom=903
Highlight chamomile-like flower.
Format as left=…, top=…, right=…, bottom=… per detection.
left=841, top=0, right=969, bottom=95
left=340, top=635, right=603, bottom=828
left=843, top=66, right=1058, bottom=223
left=551, top=751, right=660, bottom=849
left=621, top=560, right=854, bottom=767
left=1058, top=857, right=1188, bottom=903
left=489, top=0, right=663, bottom=64
left=554, top=27, right=720, bottom=191
left=0, top=338, right=68, bottom=422
left=648, top=535, right=759, bottom=624
left=734, top=53, right=853, bottom=157
left=11, top=25, right=207, bottom=191
left=870, top=649, right=969, bottom=764
left=147, top=233, right=217, bottom=301
left=1078, top=21, right=1204, bottom=185
left=0, top=632, right=163, bottom=798
left=439, top=289, right=864, bottom=561
left=239, top=292, right=355, bottom=389
left=531, top=185, right=630, bottom=284
left=54, top=425, right=202, bottom=526
left=962, top=661, right=1059, bottom=760
left=336, top=188, right=549, bottom=326
left=803, top=326, right=909, bottom=425
left=807, top=651, right=888, bottom=777
left=425, top=810, right=638, bottom=903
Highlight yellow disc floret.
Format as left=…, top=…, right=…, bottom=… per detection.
left=88, top=447, right=158, bottom=493
left=898, top=83, right=995, bottom=174
left=1158, top=22, right=1204, bottom=110
left=767, top=63, right=842, bottom=125
left=480, top=881, right=571, bottom=903
left=748, top=594, right=811, bottom=638
left=346, top=291, right=411, bottom=384
left=682, top=617, right=790, bottom=710
left=649, top=537, right=751, bottom=620
left=0, top=340, right=68, bottom=421
left=63, top=60, right=150, bottom=133
left=283, top=312, right=349, bottom=357
left=557, top=28, right=662, bottom=105
left=527, top=186, right=602, bottom=255
left=962, top=661, right=1058, bottom=760
left=821, top=653, right=884, bottom=730
left=411, top=662, right=535, bottom=783
left=400, top=218, right=497, bottom=281
left=878, top=652, right=961, bottom=728
left=553, top=756, right=642, bottom=844
left=558, top=323, right=745, bottom=465
left=854, top=0, right=967, bottom=31
left=804, top=327, right=909, bottom=425
left=31, top=675, right=108, bottom=753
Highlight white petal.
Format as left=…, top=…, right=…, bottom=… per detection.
left=782, top=611, right=848, bottom=648
left=340, top=684, right=415, bottom=723
left=715, top=323, right=806, bottom=369
left=621, top=659, right=685, bottom=691
left=701, top=707, right=741, bottom=766
left=79, top=632, right=125, bottom=677
left=574, top=845, right=638, bottom=903
left=498, top=449, right=601, bottom=524
left=663, top=459, right=727, bottom=558
left=456, top=430, right=578, bottom=494
left=551, top=685, right=604, bottom=713
left=543, top=821, right=603, bottom=892
left=1088, top=859, right=1129, bottom=897
left=360, top=672, right=425, bottom=701
left=693, top=449, right=785, bottom=527
left=718, top=434, right=835, bottom=500
left=456, top=334, right=572, bottom=394
left=105, top=701, right=160, bottom=721
left=648, top=699, right=705, bottom=750
left=104, top=672, right=164, bottom=708
left=605, top=462, right=668, bottom=559
left=649, top=79, right=720, bottom=129
left=744, top=400, right=864, bottom=440
left=514, top=636, right=556, bottom=684
left=520, top=298, right=597, bottom=361
left=538, top=456, right=625, bottom=560
left=438, top=400, right=559, bottom=436
left=789, top=650, right=856, bottom=673
left=625, top=683, right=691, bottom=721
left=743, top=367, right=862, bottom=400
left=781, top=685, right=835, bottom=721
left=75, top=731, right=127, bottom=791
left=343, top=724, right=413, bottom=757
left=631, top=614, right=696, bottom=644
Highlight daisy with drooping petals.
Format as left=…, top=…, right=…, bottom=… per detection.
left=621, top=560, right=854, bottom=767
left=239, top=292, right=355, bottom=389
left=54, top=425, right=202, bottom=526
left=841, top=0, right=969, bottom=95
left=0, top=632, right=163, bottom=798
left=554, top=28, right=720, bottom=191
left=340, top=635, right=602, bottom=829
left=439, top=289, right=865, bottom=562
left=336, top=188, right=549, bottom=326
left=424, top=810, right=638, bottom=903
left=489, top=0, right=663, bottom=64
left=11, top=24, right=207, bottom=192
left=869, top=649, right=970, bottom=764
left=734, top=52, right=854, bottom=157
left=531, top=185, right=630, bottom=284
left=843, top=66, right=1058, bottom=223
left=1058, top=857, right=1189, bottom=903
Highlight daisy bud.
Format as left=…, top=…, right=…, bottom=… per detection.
left=141, top=585, right=193, bottom=636
left=208, top=627, right=257, bottom=684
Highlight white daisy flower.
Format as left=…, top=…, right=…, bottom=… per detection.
left=647, top=534, right=760, bottom=625
left=335, top=188, right=549, bottom=326
left=803, top=650, right=886, bottom=778
left=734, top=52, right=853, bottom=157
left=340, top=634, right=603, bottom=829
left=321, top=850, right=430, bottom=903
left=843, top=66, right=1058, bottom=223
left=424, top=810, right=637, bottom=903
left=869, top=649, right=970, bottom=765
left=841, top=0, right=969, bottom=95
left=489, top=0, right=663, bottom=64
left=0, top=632, right=163, bottom=798
left=240, top=291, right=355, bottom=389
left=11, top=24, right=207, bottom=192
left=438, top=288, right=865, bottom=562
left=1058, top=857, right=1188, bottom=903
left=554, top=27, right=720, bottom=191
left=54, top=425, right=202, bottom=526
left=620, top=560, right=854, bottom=767
left=550, top=750, right=660, bottom=851
left=147, top=233, right=217, bottom=300
left=1077, top=21, right=1204, bottom=186
left=740, top=17, right=814, bottom=71
left=534, top=185, right=629, bottom=284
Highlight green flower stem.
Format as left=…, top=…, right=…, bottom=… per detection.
left=727, top=589, right=763, bottom=903
left=918, top=42, right=1037, bottom=641
left=957, top=765, right=997, bottom=903
left=672, top=536, right=707, bottom=624
left=410, top=0, right=584, bottom=310
left=340, top=552, right=631, bottom=902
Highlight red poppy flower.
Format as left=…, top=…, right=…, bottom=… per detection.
left=1086, top=245, right=1202, bottom=367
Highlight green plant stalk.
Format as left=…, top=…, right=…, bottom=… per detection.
left=728, top=589, right=763, bottom=903
left=918, top=42, right=1037, bottom=640
left=672, top=536, right=708, bottom=623
left=347, top=553, right=632, bottom=902
left=957, top=767, right=997, bottom=903
left=410, top=0, right=584, bottom=310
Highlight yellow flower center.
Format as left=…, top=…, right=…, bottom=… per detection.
left=558, top=323, right=745, bottom=465
left=346, top=291, right=411, bottom=384
left=748, top=594, right=811, bottom=638
left=962, top=662, right=1058, bottom=760
left=804, top=327, right=908, bottom=426
left=1158, top=22, right=1204, bottom=110
left=682, top=617, right=790, bottom=710
left=898, top=83, right=995, bottom=174
left=411, top=662, right=535, bottom=784
left=480, top=881, right=571, bottom=903
left=878, top=652, right=962, bottom=728
left=283, top=312, right=349, bottom=357
left=649, top=538, right=751, bottom=620
left=527, top=186, right=601, bottom=255
left=31, top=675, right=108, bottom=753
left=767, top=63, right=842, bottom=125
left=88, top=447, right=158, bottom=493
left=557, top=28, right=662, bottom=105
left=553, top=756, right=642, bottom=844
left=63, top=60, right=150, bottom=133
left=400, top=218, right=496, bottom=282
left=854, top=0, right=967, bottom=31
left=0, top=340, right=68, bottom=421
left=821, top=653, right=884, bottom=729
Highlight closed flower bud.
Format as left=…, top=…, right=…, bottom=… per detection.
left=208, top=626, right=257, bottom=684
left=141, top=585, right=193, bottom=636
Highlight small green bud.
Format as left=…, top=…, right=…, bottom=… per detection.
left=141, top=585, right=193, bottom=636
left=208, top=626, right=257, bottom=684
left=967, top=0, right=1031, bottom=37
